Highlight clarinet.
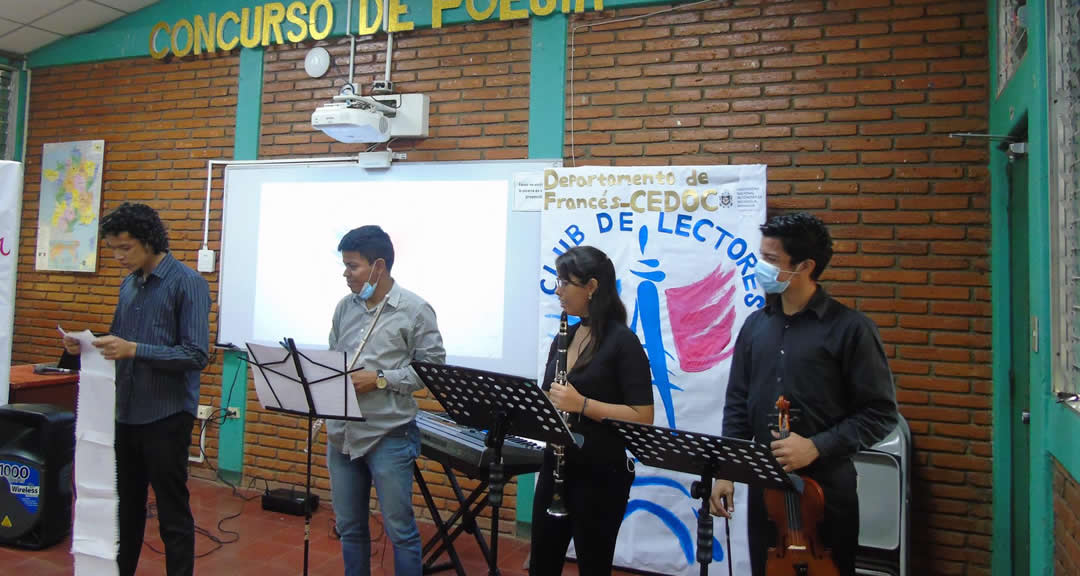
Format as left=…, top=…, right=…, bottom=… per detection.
left=546, top=312, right=572, bottom=518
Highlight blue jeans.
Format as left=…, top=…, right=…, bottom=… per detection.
left=327, top=422, right=423, bottom=576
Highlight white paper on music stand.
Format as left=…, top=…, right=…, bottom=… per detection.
left=247, top=342, right=308, bottom=411
left=247, top=343, right=362, bottom=419
left=298, top=348, right=363, bottom=419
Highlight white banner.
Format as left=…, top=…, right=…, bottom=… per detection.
left=537, top=165, right=767, bottom=575
left=0, top=161, right=23, bottom=406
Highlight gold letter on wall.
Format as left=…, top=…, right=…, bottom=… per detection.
left=150, top=21, right=171, bottom=59
left=193, top=14, right=216, bottom=55
left=285, top=2, right=309, bottom=43
left=388, top=0, right=414, bottom=32
left=240, top=7, right=263, bottom=48
left=262, top=2, right=286, bottom=46
left=217, top=11, right=241, bottom=50
left=309, top=0, right=333, bottom=40
left=432, top=0, right=461, bottom=28
left=358, top=0, right=383, bottom=35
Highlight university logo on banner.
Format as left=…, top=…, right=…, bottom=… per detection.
left=537, top=165, right=767, bottom=575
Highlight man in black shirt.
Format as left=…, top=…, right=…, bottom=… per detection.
left=709, top=212, right=898, bottom=576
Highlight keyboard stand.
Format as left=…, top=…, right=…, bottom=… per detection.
left=415, top=459, right=493, bottom=576
left=411, top=361, right=576, bottom=576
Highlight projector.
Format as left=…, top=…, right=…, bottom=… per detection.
left=311, top=103, right=390, bottom=143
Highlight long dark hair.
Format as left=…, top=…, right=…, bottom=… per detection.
left=555, top=245, right=626, bottom=364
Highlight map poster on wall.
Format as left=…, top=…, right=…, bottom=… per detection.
left=35, top=140, right=105, bottom=272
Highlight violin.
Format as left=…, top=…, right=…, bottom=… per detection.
left=764, top=396, right=839, bottom=576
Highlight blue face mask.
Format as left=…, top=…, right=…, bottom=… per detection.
left=755, top=260, right=797, bottom=294
left=357, top=262, right=382, bottom=301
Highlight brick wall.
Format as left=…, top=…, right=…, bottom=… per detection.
left=566, top=1, right=990, bottom=574
left=249, top=20, right=532, bottom=532
left=260, top=20, right=531, bottom=161
left=11, top=0, right=996, bottom=571
left=14, top=56, right=239, bottom=456
left=1054, top=457, right=1080, bottom=575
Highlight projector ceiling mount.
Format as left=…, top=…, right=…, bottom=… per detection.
left=310, top=0, right=428, bottom=144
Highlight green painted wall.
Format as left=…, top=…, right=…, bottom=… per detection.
left=27, top=0, right=674, bottom=68
left=28, top=0, right=593, bottom=68
left=234, top=47, right=264, bottom=163
left=14, top=68, right=27, bottom=163
left=216, top=46, right=265, bottom=480
left=519, top=11, right=567, bottom=524
left=989, top=1, right=1080, bottom=575
left=218, top=349, right=249, bottom=483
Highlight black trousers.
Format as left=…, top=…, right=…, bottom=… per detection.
left=747, top=461, right=860, bottom=576
left=529, top=448, right=635, bottom=576
left=116, top=412, right=196, bottom=576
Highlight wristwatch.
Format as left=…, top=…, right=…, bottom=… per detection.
left=375, top=370, right=388, bottom=390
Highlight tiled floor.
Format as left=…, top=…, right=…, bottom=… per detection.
left=0, top=477, right=638, bottom=575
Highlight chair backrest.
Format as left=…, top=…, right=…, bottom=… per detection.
left=853, top=414, right=911, bottom=576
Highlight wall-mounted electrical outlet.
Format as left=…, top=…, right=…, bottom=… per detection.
left=197, top=249, right=216, bottom=273
left=225, top=407, right=239, bottom=418
left=197, top=405, right=213, bottom=420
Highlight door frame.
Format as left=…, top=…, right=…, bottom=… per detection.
left=1004, top=140, right=1030, bottom=576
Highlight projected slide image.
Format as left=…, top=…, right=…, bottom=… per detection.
left=251, top=180, right=508, bottom=359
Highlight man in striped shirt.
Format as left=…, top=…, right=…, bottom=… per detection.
left=63, top=202, right=210, bottom=576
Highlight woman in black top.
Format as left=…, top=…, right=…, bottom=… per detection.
left=530, top=245, right=654, bottom=576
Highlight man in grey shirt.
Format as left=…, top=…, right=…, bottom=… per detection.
left=327, top=225, right=445, bottom=576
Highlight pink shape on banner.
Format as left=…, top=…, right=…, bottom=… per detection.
left=665, top=263, right=738, bottom=373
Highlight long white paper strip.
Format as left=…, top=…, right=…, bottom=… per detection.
left=67, top=328, right=119, bottom=576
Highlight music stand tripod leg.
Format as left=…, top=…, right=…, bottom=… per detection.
left=690, top=470, right=714, bottom=576
left=484, top=412, right=509, bottom=576
left=303, top=412, right=314, bottom=576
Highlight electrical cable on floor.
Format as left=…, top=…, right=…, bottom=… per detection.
left=144, top=355, right=394, bottom=561
left=142, top=363, right=254, bottom=559
left=143, top=500, right=235, bottom=558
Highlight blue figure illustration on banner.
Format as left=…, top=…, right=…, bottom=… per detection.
left=537, top=164, right=767, bottom=575
left=623, top=224, right=735, bottom=566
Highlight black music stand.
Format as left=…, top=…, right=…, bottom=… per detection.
left=411, top=361, right=579, bottom=576
left=605, top=420, right=796, bottom=576
left=246, top=338, right=366, bottom=576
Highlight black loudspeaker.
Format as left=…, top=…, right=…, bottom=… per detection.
left=0, top=403, right=75, bottom=550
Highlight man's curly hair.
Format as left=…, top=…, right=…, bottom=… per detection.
left=100, top=203, right=169, bottom=254
left=759, top=212, right=833, bottom=280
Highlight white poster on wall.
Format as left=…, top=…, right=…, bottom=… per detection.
left=0, top=161, right=23, bottom=406
left=537, top=164, right=768, bottom=575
